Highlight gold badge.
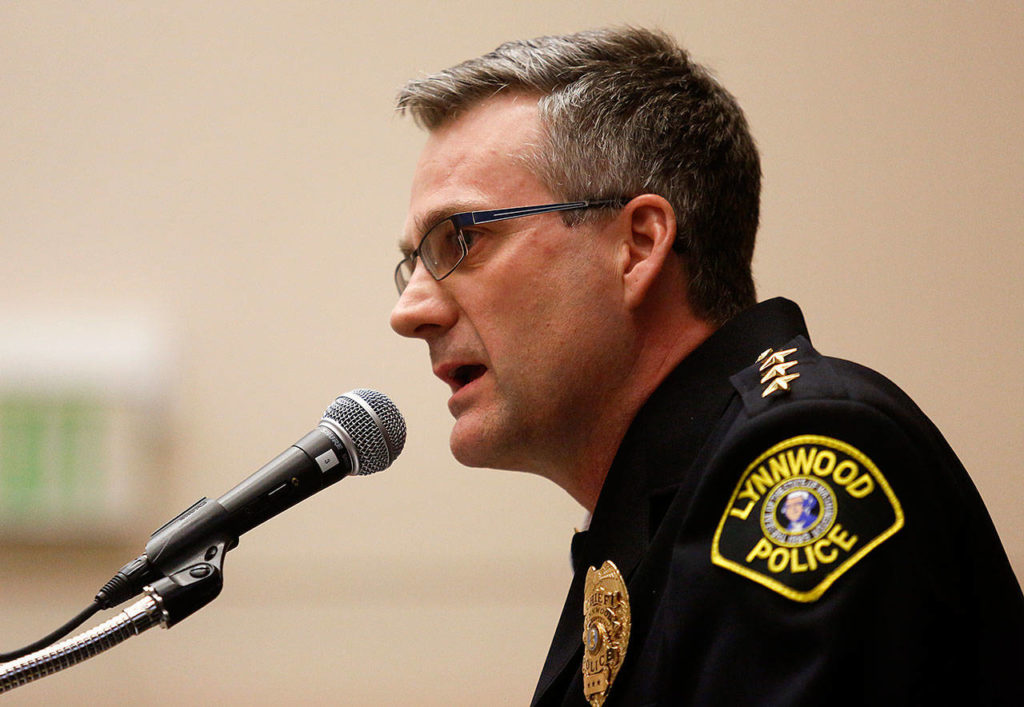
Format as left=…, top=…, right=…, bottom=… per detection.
left=582, top=560, right=630, bottom=707
left=711, top=435, right=903, bottom=602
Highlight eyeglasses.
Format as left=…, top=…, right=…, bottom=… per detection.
left=394, top=199, right=628, bottom=294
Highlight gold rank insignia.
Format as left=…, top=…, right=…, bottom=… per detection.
left=582, top=560, right=631, bottom=707
left=711, top=435, right=904, bottom=602
left=757, top=347, right=800, bottom=398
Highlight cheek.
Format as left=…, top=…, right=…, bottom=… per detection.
left=471, top=252, right=565, bottom=333
left=493, top=272, right=592, bottom=343
left=468, top=233, right=622, bottom=364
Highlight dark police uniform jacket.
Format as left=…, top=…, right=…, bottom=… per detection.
left=531, top=298, right=1024, bottom=706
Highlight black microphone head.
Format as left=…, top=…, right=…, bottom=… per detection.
left=320, top=389, right=406, bottom=475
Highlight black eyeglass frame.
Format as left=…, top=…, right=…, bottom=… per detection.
left=394, top=198, right=628, bottom=294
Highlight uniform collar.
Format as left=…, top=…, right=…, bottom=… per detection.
left=577, top=297, right=808, bottom=573
left=533, top=297, right=808, bottom=705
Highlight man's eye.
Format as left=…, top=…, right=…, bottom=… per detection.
left=460, top=229, right=484, bottom=249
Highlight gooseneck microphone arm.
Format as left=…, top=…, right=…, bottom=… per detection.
left=0, top=595, right=165, bottom=693
left=0, top=389, right=405, bottom=695
left=0, top=541, right=229, bottom=695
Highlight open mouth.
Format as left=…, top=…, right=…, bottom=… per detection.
left=452, top=364, right=487, bottom=389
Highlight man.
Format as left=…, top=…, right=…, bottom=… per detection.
left=780, top=490, right=818, bottom=533
left=390, top=28, right=1023, bottom=705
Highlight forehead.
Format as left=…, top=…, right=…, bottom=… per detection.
left=402, top=93, right=548, bottom=246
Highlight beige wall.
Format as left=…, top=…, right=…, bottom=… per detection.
left=1, top=2, right=1021, bottom=704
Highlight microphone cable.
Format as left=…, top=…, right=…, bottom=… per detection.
left=0, top=601, right=102, bottom=662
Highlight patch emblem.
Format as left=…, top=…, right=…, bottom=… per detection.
left=712, top=435, right=903, bottom=602
left=582, top=560, right=630, bottom=707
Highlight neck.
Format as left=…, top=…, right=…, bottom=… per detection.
left=548, top=314, right=717, bottom=512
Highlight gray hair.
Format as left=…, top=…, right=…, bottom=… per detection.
left=397, top=27, right=760, bottom=324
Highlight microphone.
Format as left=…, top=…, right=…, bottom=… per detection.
left=95, top=389, right=406, bottom=610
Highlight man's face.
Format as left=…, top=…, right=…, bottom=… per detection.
left=783, top=495, right=805, bottom=522
left=390, top=93, right=631, bottom=476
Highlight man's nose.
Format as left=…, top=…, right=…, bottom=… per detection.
left=389, top=264, right=457, bottom=339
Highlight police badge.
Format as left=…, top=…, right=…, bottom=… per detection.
left=582, top=560, right=631, bottom=707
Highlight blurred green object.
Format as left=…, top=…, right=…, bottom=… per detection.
left=0, top=395, right=104, bottom=519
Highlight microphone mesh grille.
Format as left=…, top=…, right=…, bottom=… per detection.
left=322, top=389, right=406, bottom=475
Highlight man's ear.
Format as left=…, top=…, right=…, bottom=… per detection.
left=617, top=194, right=678, bottom=308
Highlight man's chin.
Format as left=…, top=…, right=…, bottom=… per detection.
left=449, top=430, right=491, bottom=469
left=449, top=418, right=510, bottom=469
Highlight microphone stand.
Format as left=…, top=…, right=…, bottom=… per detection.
left=0, top=594, right=163, bottom=693
left=0, top=540, right=229, bottom=694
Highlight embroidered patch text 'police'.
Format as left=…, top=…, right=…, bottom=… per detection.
left=711, top=435, right=903, bottom=602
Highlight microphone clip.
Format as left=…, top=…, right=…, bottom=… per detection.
left=145, top=539, right=230, bottom=629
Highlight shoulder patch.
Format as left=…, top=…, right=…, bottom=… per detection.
left=711, top=434, right=903, bottom=602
